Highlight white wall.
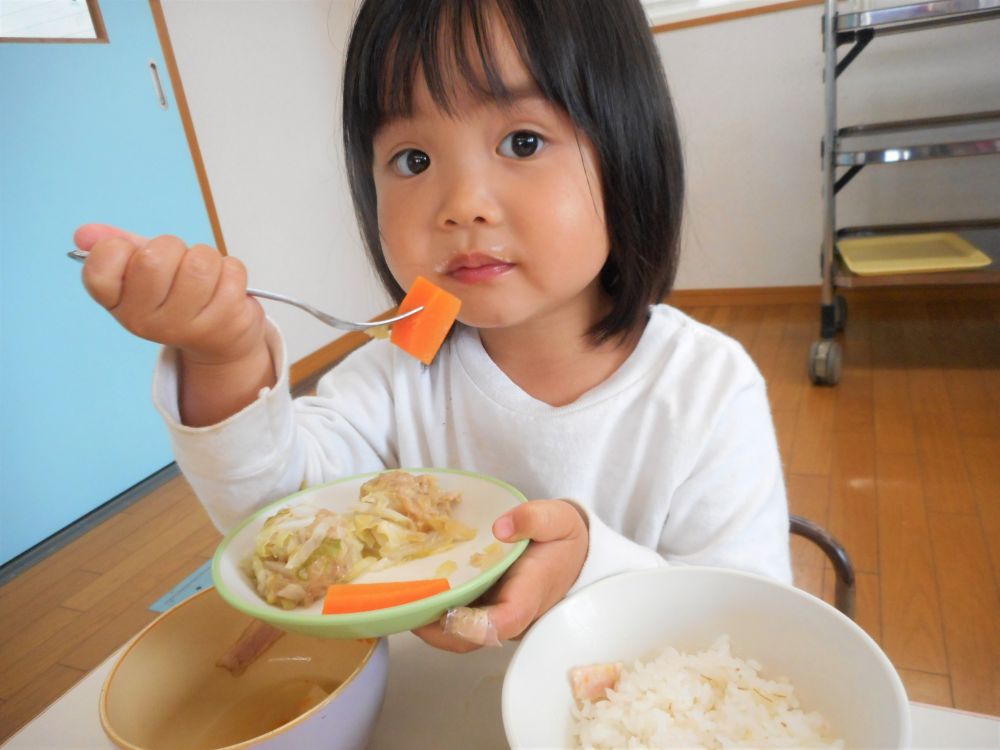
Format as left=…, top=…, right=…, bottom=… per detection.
left=161, top=1, right=1000, bottom=362
left=659, top=6, right=1000, bottom=289
left=161, top=0, right=386, bottom=365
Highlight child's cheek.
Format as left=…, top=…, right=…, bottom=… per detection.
left=379, top=243, right=405, bottom=280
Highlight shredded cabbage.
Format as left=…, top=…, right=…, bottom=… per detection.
left=246, top=471, right=475, bottom=609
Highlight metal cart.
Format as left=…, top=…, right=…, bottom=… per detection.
left=812, top=0, right=1000, bottom=385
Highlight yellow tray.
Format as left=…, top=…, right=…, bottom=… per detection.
left=837, top=233, right=992, bottom=276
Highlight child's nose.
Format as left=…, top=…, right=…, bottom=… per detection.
left=436, top=172, right=502, bottom=229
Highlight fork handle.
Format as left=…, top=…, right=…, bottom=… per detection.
left=246, top=288, right=302, bottom=307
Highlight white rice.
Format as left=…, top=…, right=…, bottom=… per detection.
left=572, top=635, right=844, bottom=749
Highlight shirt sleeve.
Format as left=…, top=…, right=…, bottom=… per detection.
left=568, top=505, right=669, bottom=594
left=657, top=378, right=792, bottom=584
left=152, top=320, right=395, bottom=532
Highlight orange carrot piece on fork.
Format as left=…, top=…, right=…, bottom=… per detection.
left=390, top=276, right=461, bottom=365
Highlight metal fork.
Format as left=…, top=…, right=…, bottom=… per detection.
left=67, top=249, right=421, bottom=332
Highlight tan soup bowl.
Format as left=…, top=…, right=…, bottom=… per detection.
left=100, top=587, right=388, bottom=750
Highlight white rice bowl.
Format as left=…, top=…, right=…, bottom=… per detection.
left=502, top=567, right=909, bottom=749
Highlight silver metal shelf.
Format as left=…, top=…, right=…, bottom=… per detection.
left=835, top=113, right=1000, bottom=165
left=837, top=0, right=1000, bottom=36
left=837, top=217, right=1000, bottom=236
left=815, top=0, right=1000, bottom=383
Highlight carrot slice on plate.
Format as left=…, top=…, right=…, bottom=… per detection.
left=322, top=578, right=451, bottom=614
left=390, top=276, right=461, bottom=365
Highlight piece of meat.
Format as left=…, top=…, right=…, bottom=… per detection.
left=216, top=619, right=286, bottom=676
left=359, top=471, right=461, bottom=531
left=570, top=662, right=623, bottom=702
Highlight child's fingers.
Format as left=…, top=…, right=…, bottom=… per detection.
left=157, top=243, right=224, bottom=322
left=415, top=502, right=589, bottom=653
left=420, top=564, right=547, bottom=651
left=73, top=223, right=147, bottom=252
left=114, top=235, right=188, bottom=321
left=475, top=557, right=550, bottom=640
left=411, top=618, right=489, bottom=653
left=81, top=235, right=139, bottom=310
left=191, top=255, right=251, bottom=330
left=215, top=256, right=251, bottom=309
left=442, top=607, right=502, bottom=646
left=493, top=499, right=586, bottom=544
left=182, top=256, right=264, bottom=363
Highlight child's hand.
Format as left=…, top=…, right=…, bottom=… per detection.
left=74, top=223, right=274, bottom=426
left=412, top=499, right=588, bottom=653
left=74, top=223, right=264, bottom=367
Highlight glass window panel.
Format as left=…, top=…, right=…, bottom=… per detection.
left=0, top=0, right=101, bottom=41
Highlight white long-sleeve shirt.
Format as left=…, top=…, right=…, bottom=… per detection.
left=154, top=304, right=791, bottom=591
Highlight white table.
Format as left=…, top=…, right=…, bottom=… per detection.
left=4, top=632, right=998, bottom=749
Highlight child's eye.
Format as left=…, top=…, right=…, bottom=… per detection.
left=498, top=131, right=544, bottom=159
left=392, top=149, right=430, bottom=176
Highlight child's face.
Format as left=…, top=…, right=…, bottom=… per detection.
left=371, top=29, right=610, bottom=336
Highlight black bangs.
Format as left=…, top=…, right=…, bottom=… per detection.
left=355, top=0, right=542, bottom=128
left=381, top=1, right=520, bottom=121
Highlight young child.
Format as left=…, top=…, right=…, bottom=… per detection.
left=74, top=0, right=790, bottom=652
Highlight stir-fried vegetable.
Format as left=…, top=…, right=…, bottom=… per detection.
left=246, top=471, right=475, bottom=609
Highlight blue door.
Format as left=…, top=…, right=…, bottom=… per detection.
left=0, top=1, right=218, bottom=564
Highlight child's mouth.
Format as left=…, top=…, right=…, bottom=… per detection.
left=441, top=252, right=515, bottom=284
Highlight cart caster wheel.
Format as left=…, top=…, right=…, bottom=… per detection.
left=835, top=295, right=848, bottom=333
left=809, top=340, right=842, bottom=386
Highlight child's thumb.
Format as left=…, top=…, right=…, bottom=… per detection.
left=73, top=223, right=148, bottom=251
left=494, top=499, right=586, bottom=544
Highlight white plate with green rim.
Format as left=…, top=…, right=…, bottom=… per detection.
left=211, top=468, right=529, bottom=639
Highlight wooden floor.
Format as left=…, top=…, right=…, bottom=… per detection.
left=1, top=297, right=998, bottom=742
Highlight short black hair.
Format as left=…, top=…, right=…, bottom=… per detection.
left=343, top=0, right=684, bottom=342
